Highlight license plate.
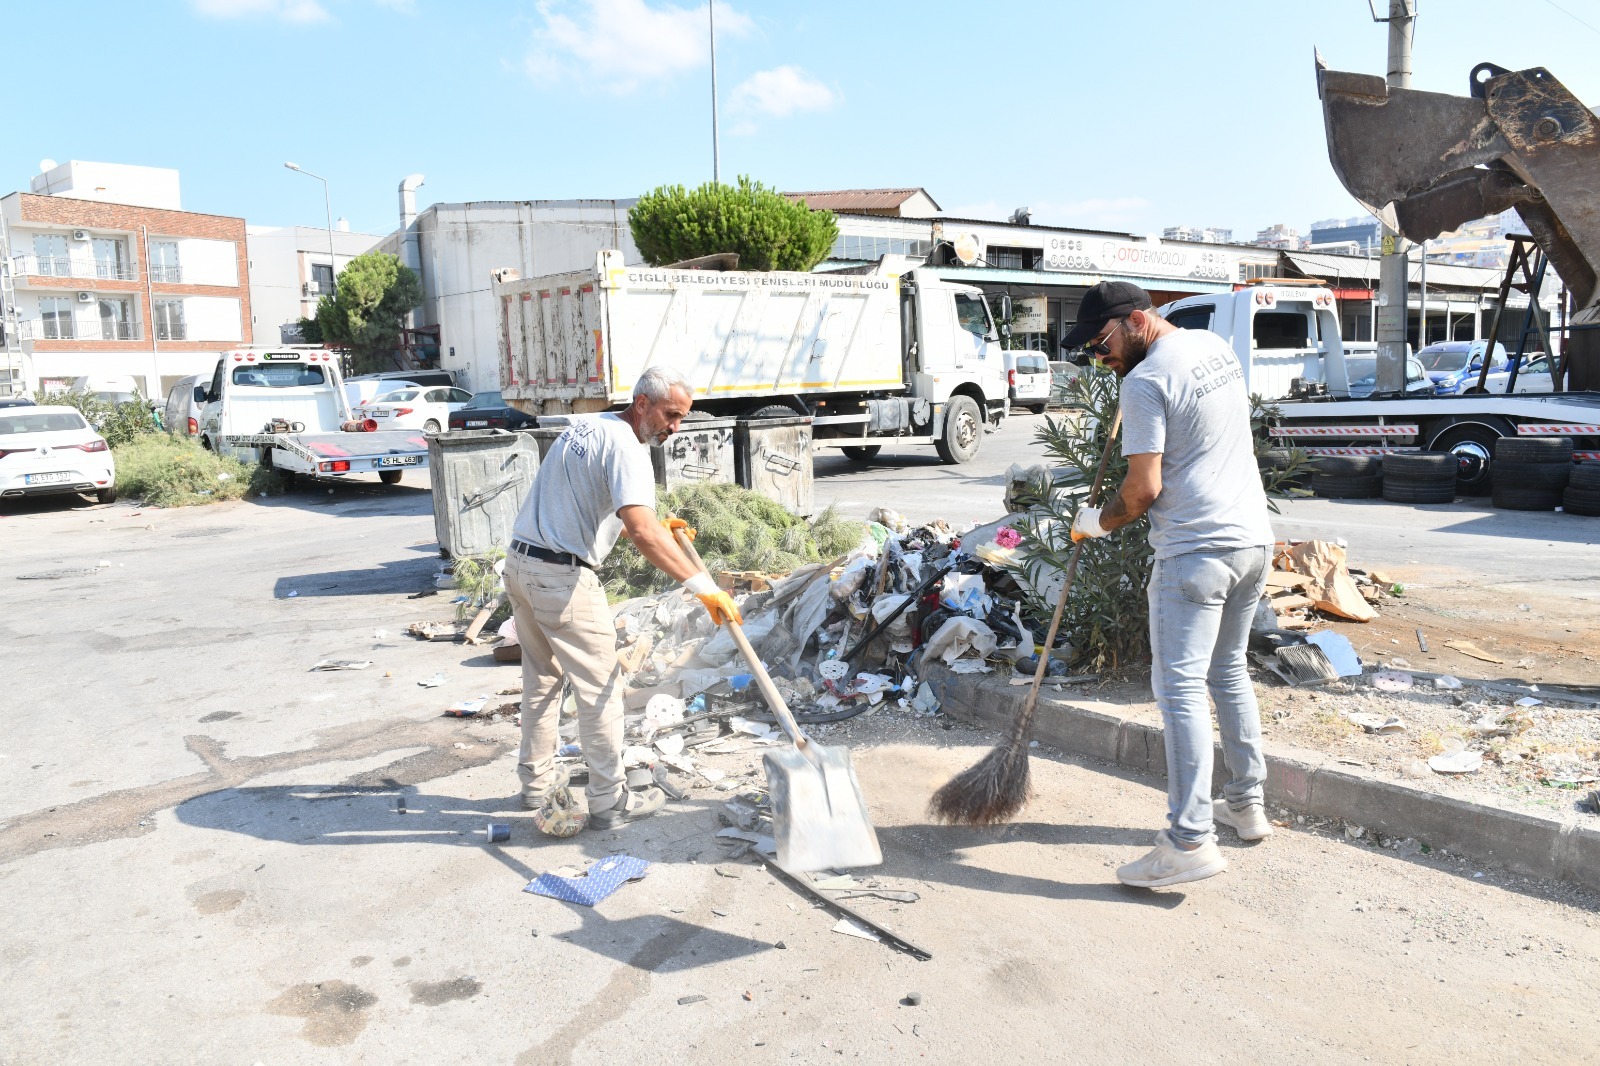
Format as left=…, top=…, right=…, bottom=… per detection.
left=25, top=471, right=73, bottom=485
left=378, top=455, right=420, bottom=467
left=466, top=420, right=488, bottom=428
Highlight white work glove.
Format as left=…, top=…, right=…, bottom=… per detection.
left=682, top=572, right=742, bottom=626
left=1071, top=506, right=1108, bottom=543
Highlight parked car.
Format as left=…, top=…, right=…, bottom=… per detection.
left=1418, top=340, right=1509, bottom=394
left=1482, top=353, right=1554, bottom=394
left=345, top=368, right=454, bottom=391
left=0, top=396, right=36, bottom=408
left=0, top=404, right=117, bottom=504
left=1344, top=354, right=1433, bottom=398
left=367, top=385, right=474, bottom=433
left=1007, top=352, right=1052, bottom=414
left=447, top=390, right=538, bottom=431
left=164, top=375, right=206, bottom=438
left=343, top=377, right=420, bottom=413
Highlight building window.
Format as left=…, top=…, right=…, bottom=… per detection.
left=986, top=246, right=1037, bottom=270
left=98, top=297, right=135, bottom=341
left=149, top=240, right=181, bottom=283
left=1240, top=261, right=1279, bottom=282
left=92, top=238, right=129, bottom=280
left=39, top=296, right=75, bottom=339
left=153, top=299, right=187, bottom=341
left=311, top=262, right=335, bottom=295
left=829, top=234, right=932, bottom=261
left=33, top=233, right=70, bottom=276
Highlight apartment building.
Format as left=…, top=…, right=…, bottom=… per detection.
left=0, top=161, right=251, bottom=397
left=246, top=222, right=383, bottom=345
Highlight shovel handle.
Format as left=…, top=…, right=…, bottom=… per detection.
left=671, top=524, right=813, bottom=751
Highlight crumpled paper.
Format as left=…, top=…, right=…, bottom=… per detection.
left=923, top=616, right=998, bottom=666
left=1283, top=540, right=1376, bottom=622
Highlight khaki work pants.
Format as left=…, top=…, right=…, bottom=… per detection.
left=504, top=552, right=625, bottom=814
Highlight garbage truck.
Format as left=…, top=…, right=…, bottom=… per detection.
left=490, top=250, right=1011, bottom=463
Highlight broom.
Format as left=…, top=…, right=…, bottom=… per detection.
left=928, top=407, right=1124, bottom=825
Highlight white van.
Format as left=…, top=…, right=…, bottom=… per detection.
left=164, top=375, right=206, bottom=437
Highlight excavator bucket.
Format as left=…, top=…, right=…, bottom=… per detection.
left=1315, top=55, right=1600, bottom=386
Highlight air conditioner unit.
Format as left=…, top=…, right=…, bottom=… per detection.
left=302, top=281, right=318, bottom=296
left=71, top=229, right=90, bottom=242
left=77, top=291, right=94, bottom=303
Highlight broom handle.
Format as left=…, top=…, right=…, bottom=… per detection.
left=1014, top=407, right=1124, bottom=741
left=671, top=525, right=813, bottom=753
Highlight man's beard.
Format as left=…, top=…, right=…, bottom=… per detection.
left=1118, top=332, right=1152, bottom=375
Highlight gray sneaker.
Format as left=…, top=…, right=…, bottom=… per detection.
left=1117, top=834, right=1228, bottom=888
left=588, top=786, right=667, bottom=830
left=1213, top=799, right=1274, bottom=841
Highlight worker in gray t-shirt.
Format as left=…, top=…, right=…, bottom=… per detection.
left=504, top=366, right=741, bottom=832
left=1063, top=281, right=1276, bottom=890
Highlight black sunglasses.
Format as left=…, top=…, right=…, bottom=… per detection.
left=1088, top=318, right=1127, bottom=357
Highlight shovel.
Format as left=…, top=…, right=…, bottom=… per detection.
left=671, top=525, right=882, bottom=872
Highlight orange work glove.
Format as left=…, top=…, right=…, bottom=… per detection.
left=664, top=517, right=696, bottom=541
left=1070, top=505, right=1107, bottom=543
left=682, top=572, right=742, bottom=626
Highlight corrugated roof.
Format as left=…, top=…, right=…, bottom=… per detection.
left=785, top=188, right=941, bottom=213
left=1282, top=250, right=1503, bottom=291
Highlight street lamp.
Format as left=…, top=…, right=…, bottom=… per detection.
left=284, top=162, right=337, bottom=308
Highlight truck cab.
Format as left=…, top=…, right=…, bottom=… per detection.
left=1160, top=282, right=1349, bottom=399
left=198, top=347, right=350, bottom=460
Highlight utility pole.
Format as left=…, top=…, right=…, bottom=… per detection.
left=709, top=1, right=721, bottom=183
left=1374, top=0, right=1416, bottom=393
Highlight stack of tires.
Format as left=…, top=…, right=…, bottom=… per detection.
left=1491, top=436, right=1572, bottom=511
left=1564, top=462, right=1600, bottom=517
left=1258, top=449, right=1310, bottom=493
left=1381, top=451, right=1457, bottom=504
left=1310, top=455, right=1382, bottom=499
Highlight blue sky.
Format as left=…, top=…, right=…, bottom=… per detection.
left=9, top=1, right=1600, bottom=241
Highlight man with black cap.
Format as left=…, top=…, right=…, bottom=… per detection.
left=1062, top=281, right=1276, bottom=888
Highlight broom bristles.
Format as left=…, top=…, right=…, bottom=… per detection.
left=927, top=741, right=1032, bottom=825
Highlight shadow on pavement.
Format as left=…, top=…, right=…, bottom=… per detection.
left=873, top=822, right=1187, bottom=908
left=173, top=785, right=774, bottom=971
left=273, top=556, right=441, bottom=598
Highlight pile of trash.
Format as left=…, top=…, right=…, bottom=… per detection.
left=605, top=506, right=1060, bottom=739
left=1255, top=539, right=1387, bottom=631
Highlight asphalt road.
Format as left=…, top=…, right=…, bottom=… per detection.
left=1, top=437, right=1598, bottom=1062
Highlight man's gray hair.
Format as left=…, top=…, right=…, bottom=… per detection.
left=634, top=365, right=692, bottom=403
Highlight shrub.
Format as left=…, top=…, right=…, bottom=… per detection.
left=598, top=481, right=864, bottom=600
left=628, top=177, right=839, bottom=272
left=34, top=390, right=158, bottom=448
left=114, top=434, right=258, bottom=507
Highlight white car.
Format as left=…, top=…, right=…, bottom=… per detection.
left=366, top=386, right=474, bottom=433
left=0, top=404, right=117, bottom=504
left=1008, top=352, right=1053, bottom=413
left=1482, top=353, right=1554, bottom=394
left=343, top=377, right=420, bottom=413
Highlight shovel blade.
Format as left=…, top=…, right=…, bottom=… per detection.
left=763, top=745, right=882, bottom=872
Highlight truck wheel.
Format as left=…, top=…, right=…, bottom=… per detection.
left=1432, top=425, right=1501, bottom=496
left=747, top=404, right=797, bottom=419
left=840, top=445, right=881, bottom=462
left=935, top=395, right=982, bottom=464
left=379, top=470, right=403, bottom=485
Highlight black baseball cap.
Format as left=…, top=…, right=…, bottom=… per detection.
left=1061, top=281, right=1153, bottom=350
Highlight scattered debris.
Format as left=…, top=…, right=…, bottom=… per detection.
left=1372, top=670, right=1414, bottom=693
left=523, top=855, right=650, bottom=906
left=485, top=823, right=510, bottom=844
left=310, top=659, right=373, bottom=672
left=445, top=696, right=488, bottom=717
left=418, top=673, right=448, bottom=689
left=1429, top=750, right=1484, bottom=774
left=1443, top=640, right=1506, bottom=665
left=833, top=917, right=881, bottom=942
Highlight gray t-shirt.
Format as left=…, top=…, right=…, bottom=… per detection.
left=511, top=413, right=657, bottom=565
left=1120, top=328, right=1275, bottom=560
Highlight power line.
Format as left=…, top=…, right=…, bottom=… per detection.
left=1542, top=0, right=1600, bottom=38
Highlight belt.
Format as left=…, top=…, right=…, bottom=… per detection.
left=510, top=539, right=594, bottom=569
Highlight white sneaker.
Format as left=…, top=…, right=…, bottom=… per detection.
left=1213, top=799, right=1274, bottom=841
left=1117, top=834, right=1228, bottom=888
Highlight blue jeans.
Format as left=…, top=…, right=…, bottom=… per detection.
left=1147, top=545, right=1271, bottom=846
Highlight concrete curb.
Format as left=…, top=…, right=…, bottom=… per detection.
left=925, top=665, right=1600, bottom=893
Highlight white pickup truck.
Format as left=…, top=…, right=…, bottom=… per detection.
left=196, top=347, right=431, bottom=484
left=491, top=250, right=1011, bottom=463
left=1159, top=281, right=1600, bottom=492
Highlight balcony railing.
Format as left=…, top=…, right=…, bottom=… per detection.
left=11, top=255, right=140, bottom=282
left=19, top=319, right=143, bottom=342
left=155, top=323, right=187, bottom=341
left=150, top=264, right=183, bottom=283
